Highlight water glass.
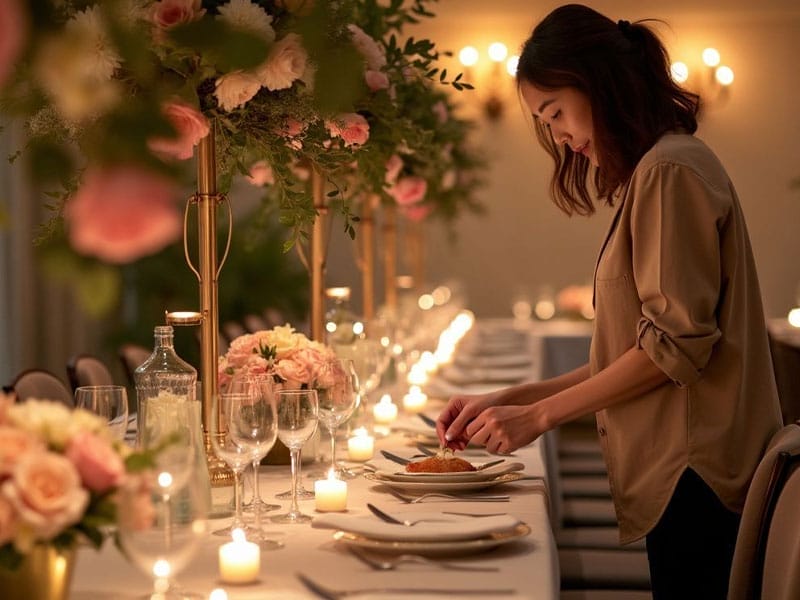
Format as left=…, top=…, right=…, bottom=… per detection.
left=75, top=385, right=129, bottom=441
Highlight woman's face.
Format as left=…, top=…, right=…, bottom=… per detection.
left=519, top=80, right=598, bottom=167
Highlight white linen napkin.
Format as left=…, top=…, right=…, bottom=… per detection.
left=312, top=511, right=522, bottom=542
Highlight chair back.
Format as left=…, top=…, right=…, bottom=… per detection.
left=118, top=343, right=151, bottom=387
left=768, top=333, right=800, bottom=425
left=10, top=368, right=74, bottom=407
left=728, top=423, right=800, bottom=599
left=67, top=354, right=115, bottom=391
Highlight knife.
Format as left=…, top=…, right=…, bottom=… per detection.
left=418, top=413, right=437, bottom=428
left=380, top=449, right=410, bottom=465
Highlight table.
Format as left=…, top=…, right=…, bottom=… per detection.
left=71, top=322, right=560, bottom=600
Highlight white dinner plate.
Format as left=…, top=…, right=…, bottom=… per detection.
left=332, top=523, right=531, bottom=556
left=364, top=471, right=525, bottom=492
left=373, top=461, right=525, bottom=483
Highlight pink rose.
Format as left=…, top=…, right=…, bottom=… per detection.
left=387, top=176, right=427, bottom=206
left=65, top=165, right=182, bottom=264
left=401, top=203, right=433, bottom=222
left=348, top=24, right=385, bottom=71
left=65, top=431, right=125, bottom=493
left=432, top=100, right=449, bottom=124
left=148, top=101, right=210, bottom=160
left=277, top=118, right=306, bottom=150
left=0, top=0, right=26, bottom=89
left=385, top=154, right=403, bottom=185
left=326, top=113, right=369, bottom=147
left=2, top=451, right=89, bottom=540
left=0, top=494, right=16, bottom=545
left=151, top=0, right=205, bottom=30
left=257, top=33, right=308, bottom=91
left=214, top=71, right=261, bottom=112
left=365, top=70, right=389, bottom=92
left=273, top=355, right=314, bottom=388
left=0, top=426, right=44, bottom=478
left=245, top=160, right=275, bottom=186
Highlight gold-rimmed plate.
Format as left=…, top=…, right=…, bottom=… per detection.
left=364, top=471, right=525, bottom=493
left=332, top=523, right=531, bottom=556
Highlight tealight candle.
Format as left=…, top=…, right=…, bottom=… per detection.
left=315, top=470, right=347, bottom=512
left=219, top=528, right=260, bottom=584
left=402, top=386, right=428, bottom=414
left=347, top=427, right=374, bottom=461
left=373, top=394, right=398, bottom=424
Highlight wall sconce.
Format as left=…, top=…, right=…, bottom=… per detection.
left=670, top=47, right=734, bottom=108
left=458, top=42, right=519, bottom=121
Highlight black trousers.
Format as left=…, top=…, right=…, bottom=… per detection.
left=645, top=468, right=741, bottom=600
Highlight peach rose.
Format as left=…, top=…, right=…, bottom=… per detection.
left=214, top=70, right=261, bottom=112
left=0, top=391, right=15, bottom=425
left=365, top=70, right=389, bottom=92
left=117, top=472, right=155, bottom=532
left=257, top=33, right=307, bottom=91
left=385, top=154, right=403, bottom=185
left=148, top=101, right=210, bottom=160
left=65, top=165, right=182, bottom=264
left=0, top=495, right=16, bottom=545
left=2, top=452, right=89, bottom=540
left=65, top=431, right=125, bottom=493
left=401, top=203, right=432, bottom=222
left=0, top=426, right=44, bottom=478
left=387, top=175, right=427, bottom=206
left=151, top=0, right=205, bottom=30
left=245, top=160, right=275, bottom=186
left=0, top=0, right=26, bottom=89
left=326, top=113, right=369, bottom=147
left=273, top=355, right=314, bottom=388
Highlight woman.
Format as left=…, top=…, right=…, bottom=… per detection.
left=435, top=4, right=782, bottom=598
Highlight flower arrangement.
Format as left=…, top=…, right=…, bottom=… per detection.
left=0, top=393, right=155, bottom=571
left=218, top=323, right=341, bottom=390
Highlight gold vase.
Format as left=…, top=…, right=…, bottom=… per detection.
left=0, top=545, right=76, bottom=600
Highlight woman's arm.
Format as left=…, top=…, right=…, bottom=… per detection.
left=451, top=346, right=669, bottom=454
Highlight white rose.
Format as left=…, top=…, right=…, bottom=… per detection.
left=347, top=24, right=385, bottom=71
left=256, top=33, right=308, bottom=91
left=214, top=71, right=261, bottom=111
left=217, top=0, right=275, bottom=42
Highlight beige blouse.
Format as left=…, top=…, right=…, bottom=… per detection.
left=589, top=133, right=782, bottom=544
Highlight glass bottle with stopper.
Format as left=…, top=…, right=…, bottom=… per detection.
left=324, top=287, right=361, bottom=346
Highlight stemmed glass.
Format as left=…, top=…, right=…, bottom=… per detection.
left=271, top=389, right=318, bottom=524
left=118, top=438, right=206, bottom=599
left=315, top=359, right=359, bottom=479
left=333, top=341, right=386, bottom=433
left=75, top=385, right=129, bottom=441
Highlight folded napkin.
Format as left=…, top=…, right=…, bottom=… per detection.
left=312, top=511, right=521, bottom=542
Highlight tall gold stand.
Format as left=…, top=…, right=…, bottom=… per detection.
left=359, top=195, right=376, bottom=321
left=192, top=127, right=233, bottom=487
left=407, top=220, right=426, bottom=293
left=310, top=169, right=327, bottom=342
left=382, top=203, right=398, bottom=310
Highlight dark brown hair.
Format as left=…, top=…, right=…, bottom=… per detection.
left=516, top=4, right=699, bottom=215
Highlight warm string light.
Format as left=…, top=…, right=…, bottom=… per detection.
left=458, top=42, right=519, bottom=120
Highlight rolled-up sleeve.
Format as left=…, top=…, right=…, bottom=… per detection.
left=630, top=162, right=727, bottom=386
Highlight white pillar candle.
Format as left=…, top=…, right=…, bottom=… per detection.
left=347, top=428, right=374, bottom=461
left=315, top=470, right=348, bottom=512
left=373, top=394, right=398, bottom=424
left=219, top=529, right=260, bottom=584
left=402, top=386, right=428, bottom=413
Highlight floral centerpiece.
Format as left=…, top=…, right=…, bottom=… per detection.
left=0, top=393, right=157, bottom=579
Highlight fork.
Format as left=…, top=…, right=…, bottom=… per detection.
left=347, top=547, right=499, bottom=572
left=296, top=572, right=515, bottom=599
left=387, top=488, right=510, bottom=503
left=367, top=502, right=449, bottom=526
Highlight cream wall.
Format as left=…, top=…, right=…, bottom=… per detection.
left=326, top=0, right=800, bottom=319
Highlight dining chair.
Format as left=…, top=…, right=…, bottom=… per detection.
left=728, top=422, right=800, bottom=600
left=767, top=332, right=800, bottom=425
left=243, top=313, right=269, bottom=332
left=118, top=343, right=151, bottom=387
left=221, top=320, right=247, bottom=343
left=67, top=354, right=115, bottom=391
left=9, top=368, right=74, bottom=407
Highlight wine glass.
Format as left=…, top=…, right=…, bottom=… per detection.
left=227, top=375, right=281, bottom=518
left=271, top=389, right=318, bottom=524
left=333, top=340, right=386, bottom=433
left=117, top=465, right=207, bottom=600
left=75, top=385, right=129, bottom=441
left=315, top=359, right=359, bottom=479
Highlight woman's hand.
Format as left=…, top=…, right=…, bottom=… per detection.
left=435, top=391, right=504, bottom=450
left=463, top=404, right=546, bottom=454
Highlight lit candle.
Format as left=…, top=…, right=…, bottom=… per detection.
left=218, top=528, right=260, bottom=584
left=403, top=386, right=428, bottom=413
left=347, top=427, right=374, bottom=461
left=315, top=470, right=348, bottom=512
left=373, top=394, right=398, bottom=424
